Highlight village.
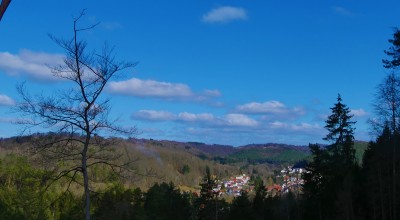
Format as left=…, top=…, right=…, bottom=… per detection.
left=211, top=166, right=306, bottom=197
left=274, top=166, right=305, bottom=194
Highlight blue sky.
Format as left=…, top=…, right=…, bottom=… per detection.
left=0, top=1, right=399, bottom=146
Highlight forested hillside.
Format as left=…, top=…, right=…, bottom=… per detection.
left=0, top=136, right=310, bottom=188
left=0, top=135, right=369, bottom=191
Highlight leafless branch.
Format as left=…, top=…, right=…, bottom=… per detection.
left=0, top=0, right=11, bottom=22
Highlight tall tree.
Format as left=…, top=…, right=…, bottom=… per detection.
left=362, top=125, right=394, bottom=220
left=229, top=191, right=254, bottom=220
left=373, top=73, right=400, bottom=134
left=15, top=10, right=136, bottom=220
left=302, top=95, right=357, bottom=220
left=325, top=94, right=357, bottom=220
left=196, top=166, right=228, bottom=220
left=324, top=94, right=356, bottom=166
left=302, top=144, right=327, bottom=220
left=376, top=28, right=400, bottom=220
left=383, top=28, right=400, bottom=70
left=144, top=182, right=191, bottom=220
left=373, top=73, right=400, bottom=220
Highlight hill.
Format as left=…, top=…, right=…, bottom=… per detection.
left=226, top=143, right=310, bottom=164
left=0, top=135, right=369, bottom=189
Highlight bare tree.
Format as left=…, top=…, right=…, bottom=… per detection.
left=0, top=0, right=11, bottom=21
left=15, top=10, right=136, bottom=220
left=373, top=27, right=400, bottom=220
left=373, top=72, right=400, bottom=133
left=372, top=73, right=400, bottom=220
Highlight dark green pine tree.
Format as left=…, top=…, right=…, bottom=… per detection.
left=383, top=28, right=400, bottom=70
left=302, top=144, right=328, bottom=220
left=229, top=191, right=254, bottom=220
left=144, top=182, right=191, bottom=220
left=324, top=94, right=356, bottom=166
left=252, top=177, right=266, bottom=217
left=361, top=125, right=393, bottom=220
left=196, top=166, right=227, bottom=220
left=302, top=95, right=358, bottom=220
left=324, top=94, right=357, bottom=220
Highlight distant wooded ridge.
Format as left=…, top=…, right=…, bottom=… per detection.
left=0, top=133, right=369, bottom=165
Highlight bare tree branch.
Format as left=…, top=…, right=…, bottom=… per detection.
left=0, top=0, right=11, bottom=22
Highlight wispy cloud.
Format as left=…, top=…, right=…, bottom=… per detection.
left=132, top=110, right=177, bottom=121
left=237, top=101, right=285, bottom=114
left=132, top=110, right=215, bottom=124
left=202, top=6, right=247, bottom=24
left=203, top=89, right=221, bottom=97
left=132, top=110, right=257, bottom=127
left=0, top=117, right=15, bottom=124
left=108, top=78, right=221, bottom=101
left=224, top=113, right=258, bottom=127
left=132, top=108, right=330, bottom=145
left=332, top=6, right=354, bottom=17
left=269, top=121, right=321, bottom=132
left=108, top=78, right=192, bottom=98
left=236, top=101, right=305, bottom=120
left=0, top=50, right=64, bottom=81
left=100, top=22, right=122, bottom=31
left=178, top=112, right=215, bottom=122
left=351, top=108, right=369, bottom=117
left=0, top=94, right=15, bottom=106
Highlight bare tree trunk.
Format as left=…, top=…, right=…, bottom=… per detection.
left=393, top=105, right=397, bottom=220
left=394, top=134, right=397, bottom=220
left=215, top=197, right=218, bottom=220
left=319, top=200, right=322, bottom=220
left=82, top=144, right=90, bottom=220
left=379, top=169, right=386, bottom=220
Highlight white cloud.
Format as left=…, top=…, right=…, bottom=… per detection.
left=108, top=78, right=193, bottom=98
left=315, top=114, right=328, bottom=122
left=291, top=123, right=321, bottom=131
left=269, top=121, right=322, bottom=132
left=0, top=94, right=15, bottom=106
left=236, top=100, right=305, bottom=119
left=0, top=117, right=13, bottom=123
left=132, top=110, right=257, bottom=127
left=132, top=110, right=176, bottom=121
left=332, top=6, right=354, bottom=16
left=224, top=113, right=258, bottom=127
left=131, top=109, right=331, bottom=145
left=108, top=78, right=221, bottom=101
left=202, top=89, right=221, bottom=97
left=0, top=50, right=64, bottom=81
left=133, top=110, right=216, bottom=124
left=351, top=108, right=369, bottom=117
left=270, top=121, right=286, bottom=128
left=178, top=112, right=215, bottom=122
left=237, top=101, right=286, bottom=114
left=202, top=6, right=247, bottom=24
